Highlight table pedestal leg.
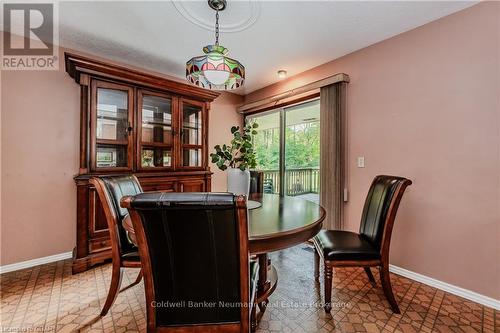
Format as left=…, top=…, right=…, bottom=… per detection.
left=258, top=253, right=270, bottom=300
left=252, top=253, right=278, bottom=330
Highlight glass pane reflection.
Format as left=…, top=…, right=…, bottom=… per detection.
left=141, top=148, right=172, bottom=167
left=142, top=95, right=173, bottom=144
left=183, top=148, right=201, bottom=167
left=96, top=144, right=128, bottom=168
left=96, top=88, right=128, bottom=141
left=182, top=104, right=202, bottom=145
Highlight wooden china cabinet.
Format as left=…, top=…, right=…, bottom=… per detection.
left=65, top=53, right=220, bottom=273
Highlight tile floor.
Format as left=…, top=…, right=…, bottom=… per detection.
left=0, top=246, right=497, bottom=332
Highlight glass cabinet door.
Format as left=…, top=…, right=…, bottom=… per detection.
left=91, top=81, right=134, bottom=171
left=181, top=100, right=204, bottom=168
left=138, top=90, right=174, bottom=169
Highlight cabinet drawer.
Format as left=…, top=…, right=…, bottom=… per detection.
left=179, top=179, right=205, bottom=192
left=141, top=181, right=177, bottom=192
left=89, top=238, right=111, bottom=253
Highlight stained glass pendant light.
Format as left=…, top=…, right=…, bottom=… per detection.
left=186, top=0, right=245, bottom=90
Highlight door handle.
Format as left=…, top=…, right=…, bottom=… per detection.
left=126, top=122, right=133, bottom=135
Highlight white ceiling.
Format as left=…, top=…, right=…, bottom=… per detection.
left=58, top=1, right=477, bottom=95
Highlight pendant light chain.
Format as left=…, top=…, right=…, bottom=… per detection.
left=215, top=9, right=220, bottom=46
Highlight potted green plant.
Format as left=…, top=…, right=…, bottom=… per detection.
left=210, top=122, right=258, bottom=198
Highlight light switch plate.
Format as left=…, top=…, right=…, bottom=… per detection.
left=357, top=156, right=365, bottom=168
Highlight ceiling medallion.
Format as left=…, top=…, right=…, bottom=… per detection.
left=186, top=0, right=245, bottom=91
left=173, top=0, right=260, bottom=33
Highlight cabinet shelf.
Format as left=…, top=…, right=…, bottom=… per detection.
left=142, top=120, right=172, bottom=127
left=96, top=112, right=127, bottom=120
left=140, top=141, right=172, bottom=148
left=96, top=139, right=129, bottom=146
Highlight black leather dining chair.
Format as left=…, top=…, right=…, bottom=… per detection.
left=90, top=175, right=143, bottom=317
left=249, top=170, right=264, bottom=200
left=313, top=175, right=412, bottom=314
left=121, top=192, right=259, bottom=333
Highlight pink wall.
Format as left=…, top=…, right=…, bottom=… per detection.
left=209, top=93, right=244, bottom=191
left=0, top=46, right=242, bottom=266
left=245, top=2, right=500, bottom=300
left=1, top=58, right=80, bottom=266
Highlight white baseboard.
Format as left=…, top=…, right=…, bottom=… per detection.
left=389, top=264, right=500, bottom=310
left=0, top=251, right=73, bottom=274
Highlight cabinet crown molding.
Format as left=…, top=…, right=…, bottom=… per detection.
left=65, top=52, right=220, bottom=102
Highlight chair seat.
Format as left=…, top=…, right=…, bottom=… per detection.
left=121, top=250, right=140, bottom=262
left=314, top=230, right=380, bottom=261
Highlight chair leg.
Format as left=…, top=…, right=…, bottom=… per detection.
left=250, top=303, right=257, bottom=332
left=134, top=269, right=143, bottom=284
left=323, top=262, right=333, bottom=314
left=364, top=267, right=375, bottom=283
left=100, top=266, right=124, bottom=317
left=314, top=248, right=320, bottom=282
left=379, top=264, right=400, bottom=314
left=119, top=269, right=143, bottom=293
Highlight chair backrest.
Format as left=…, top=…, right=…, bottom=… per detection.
left=359, top=175, right=412, bottom=255
left=122, top=192, right=250, bottom=333
left=90, top=175, right=143, bottom=256
left=249, top=170, right=264, bottom=200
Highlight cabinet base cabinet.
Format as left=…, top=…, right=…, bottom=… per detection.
left=72, top=172, right=211, bottom=274
left=72, top=248, right=112, bottom=274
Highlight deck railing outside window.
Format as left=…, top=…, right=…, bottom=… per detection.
left=260, top=168, right=320, bottom=196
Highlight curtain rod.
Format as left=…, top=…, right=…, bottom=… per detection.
left=238, top=73, right=349, bottom=114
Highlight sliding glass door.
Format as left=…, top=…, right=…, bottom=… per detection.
left=247, top=99, right=320, bottom=203
left=248, top=110, right=282, bottom=194
left=284, top=100, right=320, bottom=203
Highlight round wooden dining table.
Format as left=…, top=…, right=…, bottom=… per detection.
left=247, top=194, right=325, bottom=313
left=122, top=194, right=325, bottom=320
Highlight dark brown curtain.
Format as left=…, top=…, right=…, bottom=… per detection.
left=320, top=82, right=347, bottom=230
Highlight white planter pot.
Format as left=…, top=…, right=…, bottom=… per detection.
left=227, top=168, right=250, bottom=199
